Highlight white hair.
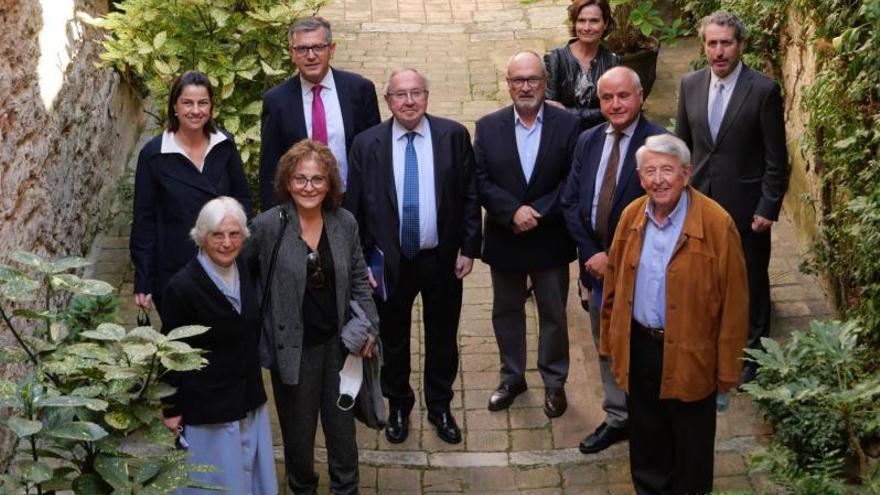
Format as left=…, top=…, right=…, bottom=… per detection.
left=189, top=196, right=250, bottom=248
left=383, top=67, right=430, bottom=95
left=636, top=134, right=691, bottom=169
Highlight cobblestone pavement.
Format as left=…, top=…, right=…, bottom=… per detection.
left=90, top=0, right=835, bottom=493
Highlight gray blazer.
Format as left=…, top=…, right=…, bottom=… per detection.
left=245, top=203, right=379, bottom=385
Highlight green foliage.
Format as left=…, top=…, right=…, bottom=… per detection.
left=743, top=320, right=880, bottom=489
left=81, top=0, right=330, bottom=209
left=0, top=251, right=213, bottom=494
left=605, top=0, right=692, bottom=53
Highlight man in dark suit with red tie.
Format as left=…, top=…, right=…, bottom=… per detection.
left=259, top=16, right=380, bottom=210
left=474, top=51, right=580, bottom=418
left=561, top=66, right=667, bottom=454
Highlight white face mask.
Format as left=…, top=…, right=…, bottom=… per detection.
left=337, top=354, right=363, bottom=410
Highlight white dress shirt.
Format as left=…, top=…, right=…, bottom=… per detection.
left=707, top=61, right=743, bottom=122
left=160, top=130, right=228, bottom=171
left=391, top=117, right=438, bottom=250
left=301, top=69, right=348, bottom=188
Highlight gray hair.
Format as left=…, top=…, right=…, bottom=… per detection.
left=190, top=196, right=250, bottom=248
left=506, top=50, right=547, bottom=78
left=698, top=11, right=746, bottom=43
left=288, top=16, right=333, bottom=46
left=597, top=66, right=642, bottom=94
left=636, top=134, right=691, bottom=170
left=383, top=67, right=430, bottom=95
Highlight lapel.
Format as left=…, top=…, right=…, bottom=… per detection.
left=189, top=258, right=240, bottom=317
left=714, top=66, right=753, bottom=145
left=158, top=153, right=219, bottom=196
left=289, top=76, right=309, bottom=138
left=611, top=116, right=645, bottom=212
left=375, top=121, right=399, bottom=222
left=323, top=209, right=349, bottom=329
left=692, top=69, right=713, bottom=145
left=333, top=69, right=355, bottom=145
left=582, top=123, right=610, bottom=227
left=428, top=115, right=449, bottom=213
left=501, top=107, right=528, bottom=189
left=276, top=202, right=308, bottom=305
left=527, top=106, right=555, bottom=191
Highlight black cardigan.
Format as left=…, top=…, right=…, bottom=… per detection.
left=159, top=257, right=266, bottom=425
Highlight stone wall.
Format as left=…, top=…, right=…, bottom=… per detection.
left=0, top=0, right=144, bottom=457
left=779, top=8, right=822, bottom=249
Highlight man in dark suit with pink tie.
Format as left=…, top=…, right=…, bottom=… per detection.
left=259, top=16, right=380, bottom=211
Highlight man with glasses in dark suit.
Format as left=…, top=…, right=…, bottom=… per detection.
left=259, top=16, right=380, bottom=211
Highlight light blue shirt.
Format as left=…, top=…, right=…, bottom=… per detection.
left=591, top=116, right=640, bottom=229
left=632, top=190, right=689, bottom=329
left=197, top=251, right=241, bottom=314
left=514, top=106, right=543, bottom=183
left=301, top=69, right=348, bottom=189
left=391, top=117, right=438, bottom=250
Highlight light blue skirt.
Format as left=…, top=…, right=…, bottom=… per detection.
left=178, top=402, right=277, bottom=495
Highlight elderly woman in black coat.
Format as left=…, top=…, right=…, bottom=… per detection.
left=246, top=140, right=378, bottom=495
left=160, top=196, right=276, bottom=494
left=130, top=70, right=251, bottom=311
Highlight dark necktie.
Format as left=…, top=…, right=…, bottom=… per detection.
left=311, top=84, right=328, bottom=145
left=401, top=133, right=420, bottom=259
left=595, top=130, right=622, bottom=247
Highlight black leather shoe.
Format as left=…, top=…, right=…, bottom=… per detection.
left=579, top=422, right=628, bottom=454
left=384, top=409, right=409, bottom=444
left=427, top=410, right=462, bottom=444
left=543, top=387, right=567, bottom=418
left=488, top=381, right=527, bottom=411
left=740, top=362, right=759, bottom=386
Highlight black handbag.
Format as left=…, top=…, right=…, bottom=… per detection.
left=136, top=307, right=151, bottom=327
left=353, top=340, right=386, bottom=430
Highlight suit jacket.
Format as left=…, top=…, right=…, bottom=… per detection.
left=561, top=116, right=668, bottom=286
left=159, top=257, right=266, bottom=425
left=343, top=115, right=482, bottom=295
left=245, top=204, right=379, bottom=386
left=130, top=132, right=252, bottom=296
left=599, top=186, right=748, bottom=401
left=259, top=68, right=381, bottom=210
left=474, top=104, right=579, bottom=271
left=675, top=65, right=789, bottom=231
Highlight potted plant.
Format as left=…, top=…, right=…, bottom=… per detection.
left=605, top=0, right=688, bottom=97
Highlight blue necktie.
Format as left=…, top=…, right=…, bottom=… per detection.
left=709, top=82, right=725, bottom=141
left=401, top=132, right=420, bottom=259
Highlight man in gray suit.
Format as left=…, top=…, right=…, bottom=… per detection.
left=675, top=11, right=789, bottom=384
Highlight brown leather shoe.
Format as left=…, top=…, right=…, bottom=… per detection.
left=487, top=381, right=527, bottom=411
left=544, top=387, right=567, bottom=418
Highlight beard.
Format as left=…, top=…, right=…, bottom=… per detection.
left=514, top=95, right=542, bottom=114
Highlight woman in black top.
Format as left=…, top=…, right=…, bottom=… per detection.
left=544, top=0, right=621, bottom=130
left=130, top=71, right=251, bottom=311
left=246, top=140, right=378, bottom=495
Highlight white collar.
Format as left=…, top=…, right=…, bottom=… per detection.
left=710, top=61, right=743, bottom=88
left=161, top=130, right=227, bottom=158
left=605, top=114, right=640, bottom=138
left=300, top=69, right=337, bottom=95
left=392, top=116, right=430, bottom=141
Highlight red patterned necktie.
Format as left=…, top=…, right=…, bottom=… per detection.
left=311, top=84, right=328, bottom=145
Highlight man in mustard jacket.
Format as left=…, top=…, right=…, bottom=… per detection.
left=599, top=133, right=748, bottom=494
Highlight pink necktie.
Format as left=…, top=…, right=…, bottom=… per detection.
left=311, top=84, right=328, bottom=145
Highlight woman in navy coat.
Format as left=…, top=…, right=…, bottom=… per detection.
left=130, top=70, right=252, bottom=310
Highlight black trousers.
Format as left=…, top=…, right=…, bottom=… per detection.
left=740, top=229, right=772, bottom=350
left=377, top=249, right=462, bottom=416
left=627, top=329, right=716, bottom=495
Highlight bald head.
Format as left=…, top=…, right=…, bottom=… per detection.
left=597, top=66, right=644, bottom=130
left=506, top=50, right=548, bottom=118
left=597, top=66, right=642, bottom=94
left=506, top=51, right=547, bottom=78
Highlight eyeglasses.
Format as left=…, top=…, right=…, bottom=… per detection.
left=291, top=174, right=327, bottom=189
left=306, top=251, right=325, bottom=288
left=386, top=89, right=428, bottom=102
left=507, top=77, right=545, bottom=89
left=292, top=43, right=330, bottom=56
left=208, top=231, right=242, bottom=244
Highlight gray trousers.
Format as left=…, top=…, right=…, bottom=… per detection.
left=490, top=266, right=569, bottom=388
left=589, top=288, right=628, bottom=428
left=272, top=338, right=359, bottom=495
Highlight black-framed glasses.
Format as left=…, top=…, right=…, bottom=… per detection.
left=307, top=251, right=325, bottom=288
left=386, top=89, right=428, bottom=102
left=292, top=43, right=330, bottom=56
left=507, top=77, right=545, bottom=89
left=291, top=174, right=327, bottom=189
